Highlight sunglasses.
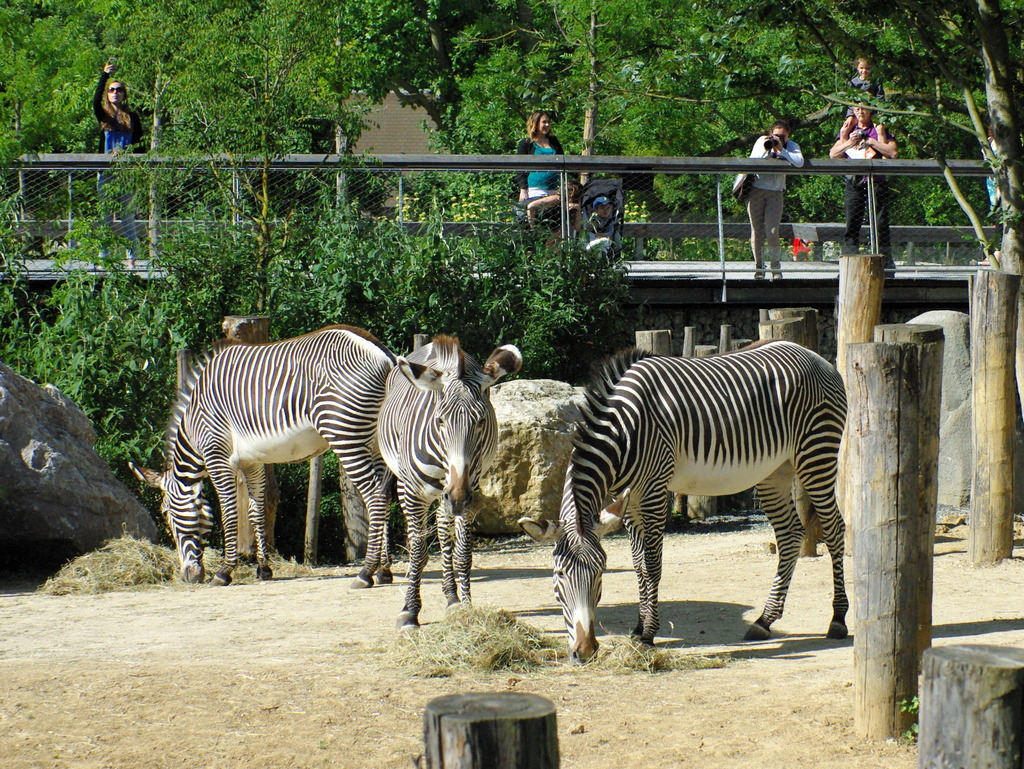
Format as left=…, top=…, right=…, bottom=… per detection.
left=108, top=87, right=126, bottom=93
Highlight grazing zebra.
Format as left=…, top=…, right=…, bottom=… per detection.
left=131, top=325, right=396, bottom=586
left=373, top=335, right=522, bottom=629
left=520, top=340, right=848, bottom=663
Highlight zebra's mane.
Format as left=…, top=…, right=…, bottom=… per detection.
left=427, top=334, right=470, bottom=378
left=569, top=347, right=654, bottom=539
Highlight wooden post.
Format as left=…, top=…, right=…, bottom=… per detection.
left=758, top=312, right=823, bottom=556
left=970, top=270, right=1020, bottom=565
left=766, top=307, right=819, bottom=351
left=175, top=349, right=192, bottom=392
left=413, top=333, right=431, bottom=351
left=846, top=333, right=942, bottom=741
left=687, top=345, right=718, bottom=520
left=836, top=255, right=884, bottom=553
left=919, top=645, right=1024, bottom=769
left=717, top=324, right=731, bottom=354
left=836, top=255, right=884, bottom=377
left=304, top=454, right=323, bottom=567
left=221, top=315, right=277, bottom=556
left=635, top=329, right=672, bottom=356
left=682, top=326, right=696, bottom=358
left=424, top=693, right=559, bottom=769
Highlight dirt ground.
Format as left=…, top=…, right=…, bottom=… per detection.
left=1, top=519, right=1022, bottom=769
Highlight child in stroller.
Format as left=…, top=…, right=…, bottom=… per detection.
left=580, top=179, right=624, bottom=257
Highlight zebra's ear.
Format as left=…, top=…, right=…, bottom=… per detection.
left=397, top=356, right=444, bottom=392
left=518, top=516, right=563, bottom=542
left=595, top=489, right=629, bottom=538
left=129, top=461, right=165, bottom=490
left=481, top=344, right=523, bottom=390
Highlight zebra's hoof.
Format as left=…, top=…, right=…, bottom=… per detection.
left=743, top=621, right=772, bottom=641
left=211, top=571, right=233, bottom=587
left=256, top=564, right=273, bottom=581
left=637, top=636, right=655, bottom=648
left=397, top=612, right=420, bottom=630
left=826, top=621, right=849, bottom=640
left=350, top=574, right=374, bottom=589
left=377, top=570, right=394, bottom=585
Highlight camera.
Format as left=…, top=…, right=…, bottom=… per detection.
left=763, top=136, right=778, bottom=150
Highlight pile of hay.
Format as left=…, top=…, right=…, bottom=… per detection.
left=592, top=636, right=728, bottom=673
left=40, top=534, right=178, bottom=595
left=389, top=604, right=561, bottom=676
left=39, top=536, right=316, bottom=595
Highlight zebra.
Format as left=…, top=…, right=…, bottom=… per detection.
left=131, top=325, right=396, bottom=586
left=374, top=335, right=522, bottom=629
left=519, top=340, right=848, bottom=663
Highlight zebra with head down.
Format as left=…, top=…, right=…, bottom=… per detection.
left=132, top=325, right=397, bottom=587
left=520, top=340, right=848, bottom=663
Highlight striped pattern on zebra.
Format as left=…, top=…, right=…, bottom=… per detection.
left=520, top=340, right=848, bottom=663
left=131, top=325, right=396, bottom=586
left=373, top=335, right=522, bottom=629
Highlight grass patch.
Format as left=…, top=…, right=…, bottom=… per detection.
left=38, top=535, right=315, bottom=594
left=389, top=604, right=561, bottom=676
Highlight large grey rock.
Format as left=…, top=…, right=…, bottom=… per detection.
left=475, top=379, right=585, bottom=534
left=0, top=361, right=157, bottom=564
left=909, top=311, right=973, bottom=507
left=908, top=310, right=1024, bottom=511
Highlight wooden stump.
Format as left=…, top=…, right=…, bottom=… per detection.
left=424, top=692, right=559, bottom=769
left=304, top=454, right=322, bottom=567
left=970, top=270, right=1020, bottom=565
left=222, top=315, right=278, bottom=556
left=919, top=645, right=1024, bottom=769
left=635, top=329, right=672, bottom=356
left=846, top=335, right=942, bottom=741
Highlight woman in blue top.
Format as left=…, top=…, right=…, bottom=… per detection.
left=516, top=111, right=564, bottom=222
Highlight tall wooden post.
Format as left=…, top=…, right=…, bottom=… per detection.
left=919, top=645, right=1024, bottom=769
left=836, top=255, right=885, bottom=553
left=222, top=315, right=277, bottom=556
left=969, top=271, right=1020, bottom=565
left=413, top=333, right=431, bottom=351
left=424, top=693, right=559, bottom=769
left=846, top=329, right=942, bottom=741
left=682, top=326, right=696, bottom=358
left=304, top=454, right=323, bottom=567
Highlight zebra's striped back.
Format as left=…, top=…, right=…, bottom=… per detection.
left=136, top=325, right=397, bottom=585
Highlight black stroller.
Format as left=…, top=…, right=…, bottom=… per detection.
left=579, top=179, right=624, bottom=258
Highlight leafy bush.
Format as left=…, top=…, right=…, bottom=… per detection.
left=1, top=199, right=634, bottom=563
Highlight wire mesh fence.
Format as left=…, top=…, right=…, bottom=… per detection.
left=1, top=154, right=998, bottom=270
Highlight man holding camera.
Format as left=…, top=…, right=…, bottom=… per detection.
left=830, top=104, right=898, bottom=270
left=745, top=119, right=804, bottom=280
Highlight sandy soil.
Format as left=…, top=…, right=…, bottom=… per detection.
left=1, top=520, right=1022, bottom=769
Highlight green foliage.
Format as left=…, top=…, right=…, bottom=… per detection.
left=899, top=696, right=920, bottom=743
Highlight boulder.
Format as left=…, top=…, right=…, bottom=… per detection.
left=475, top=379, right=585, bottom=534
left=908, top=310, right=1024, bottom=511
left=0, top=360, right=157, bottom=567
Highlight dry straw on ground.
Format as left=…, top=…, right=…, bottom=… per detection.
left=38, top=535, right=314, bottom=595
left=388, top=604, right=728, bottom=675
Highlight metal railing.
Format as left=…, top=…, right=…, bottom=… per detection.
left=4, top=153, right=997, bottom=268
